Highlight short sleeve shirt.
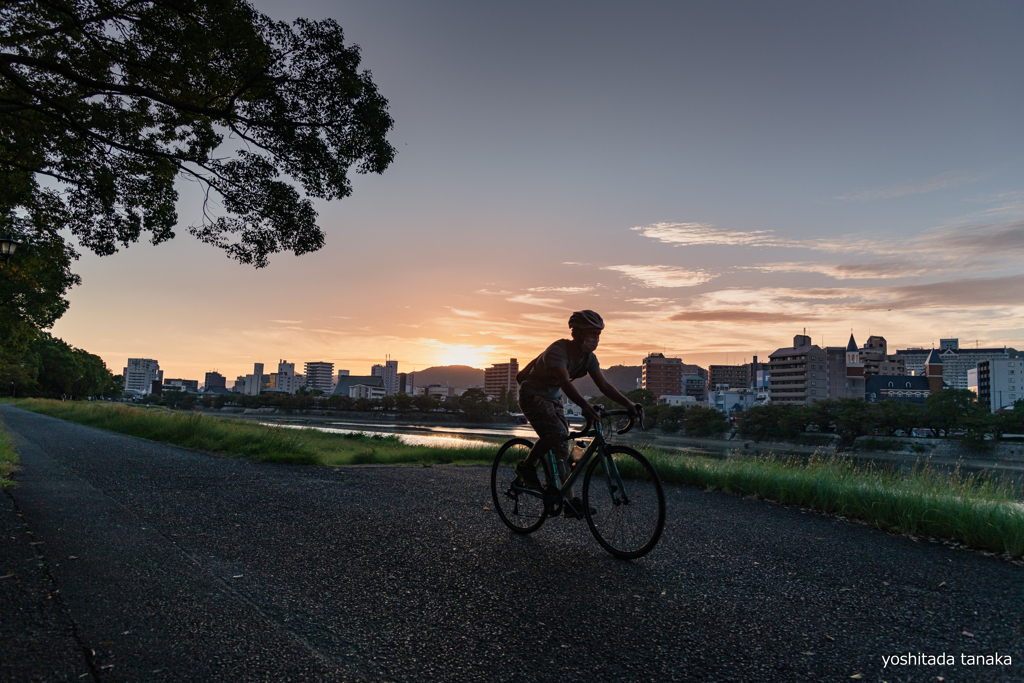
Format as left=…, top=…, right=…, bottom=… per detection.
left=518, top=339, right=600, bottom=400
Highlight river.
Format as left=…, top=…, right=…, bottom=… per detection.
left=262, top=420, right=539, bottom=449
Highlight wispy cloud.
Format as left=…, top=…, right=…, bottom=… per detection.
left=632, top=217, right=1024, bottom=287
left=268, top=319, right=303, bottom=324
left=528, top=286, right=595, bottom=293
left=448, top=308, right=485, bottom=318
left=626, top=297, right=672, bottom=306
left=632, top=222, right=779, bottom=247
left=519, top=312, right=565, bottom=324
left=670, top=310, right=822, bottom=323
left=742, top=260, right=933, bottom=280
left=837, top=170, right=989, bottom=201
left=920, top=219, right=1024, bottom=255
left=666, top=276, right=1024, bottom=329
left=507, top=294, right=565, bottom=307
left=849, top=274, right=1024, bottom=311
left=602, top=264, right=715, bottom=288
left=631, top=222, right=876, bottom=254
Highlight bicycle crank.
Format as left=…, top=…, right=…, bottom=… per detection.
left=543, top=485, right=563, bottom=516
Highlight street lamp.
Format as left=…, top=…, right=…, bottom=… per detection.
left=0, top=237, right=23, bottom=263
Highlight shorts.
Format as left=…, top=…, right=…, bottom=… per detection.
left=519, top=393, right=570, bottom=458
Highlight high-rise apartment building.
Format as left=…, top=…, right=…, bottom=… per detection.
left=642, top=353, right=684, bottom=397
left=708, top=364, right=749, bottom=390
left=768, top=334, right=829, bottom=405
left=123, top=358, right=162, bottom=395
left=304, top=361, right=335, bottom=394
left=826, top=347, right=849, bottom=399
left=204, top=371, right=226, bottom=392
left=371, top=358, right=399, bottom=395
left=484, top=358, right=519, bottom=399
left=977, top=359, right=1021, bottom=412
left=398, top=372, right=414, bottom=395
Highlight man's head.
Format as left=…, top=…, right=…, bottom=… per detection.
left=568, top=310, right=604, bottom=352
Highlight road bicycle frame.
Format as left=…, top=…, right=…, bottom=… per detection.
left=513, top=410, right=635, bottom=514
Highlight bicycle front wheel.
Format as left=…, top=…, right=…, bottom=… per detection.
left=491, top=438, right=547, bottom=534
left=582, top=446, right=665, bottom=559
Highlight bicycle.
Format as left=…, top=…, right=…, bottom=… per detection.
left=490, top=406, right=666, bottom=559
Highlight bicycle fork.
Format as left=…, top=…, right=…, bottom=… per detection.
left=598, top=452, right=630, bottom=506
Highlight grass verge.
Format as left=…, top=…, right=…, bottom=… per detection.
left=633, top=448, right=1024, bottom=559
left=13, top=399, right=1024, bottom=558
left=0, top=415, right=18, bottom=487
left=12, top=399, right=496, bottom=467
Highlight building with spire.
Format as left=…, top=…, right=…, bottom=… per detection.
left=841, top=334, right=867, bottom=399
left=924, top=349, right=946, bottom=395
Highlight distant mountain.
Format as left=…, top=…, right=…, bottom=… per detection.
left=573, top=365, right=641, bottom=397
left=411, top=365, right=485, bottom=389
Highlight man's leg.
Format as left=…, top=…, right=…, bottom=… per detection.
left=520, top=395, right=570, bottom=475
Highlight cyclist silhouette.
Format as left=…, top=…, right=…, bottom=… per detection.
left=514, top=310, right=641, bottom=517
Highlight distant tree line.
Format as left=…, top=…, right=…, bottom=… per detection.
left=147, top=387, right=520, bottom=422
left=0, top=333, right=120, bottom=399
left=592, top=389, right=731, bottom=437
left=590, top=388, right=1024, bottom=445
left=738, top=391, right=1024, bottom=445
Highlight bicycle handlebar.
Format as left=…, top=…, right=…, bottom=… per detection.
left=568, top=404, right=645, bottom=439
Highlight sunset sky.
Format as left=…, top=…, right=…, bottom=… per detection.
left=50, top=1, right=1024, bottom=383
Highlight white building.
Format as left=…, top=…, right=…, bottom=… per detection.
left=371, top=358, right=399, bottom=395
left=240, top=362, right=265, bottom=396
left=417, top=384, right=464, bottom=400
left=978, top=359, right=1021, bottom=412
left=350, top=383, right=387, bottom=400
left=272, top=359, right=299, bottom=394
left=708, top=388, right=756, bottom=414
left=123, top=358, right=162, bottom=395
left=304, top=361, right=335, bottom=394
left=657, top=395, right=698, bottom=407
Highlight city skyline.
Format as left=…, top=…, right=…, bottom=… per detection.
left=47, top=1, right=1024, bottom=381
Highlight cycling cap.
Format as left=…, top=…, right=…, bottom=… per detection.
left=568, top=310, right=605, bottom=330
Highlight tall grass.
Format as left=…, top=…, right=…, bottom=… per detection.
left=14, top=399, right=496, bottom=467
left=633, top=448, right=1024, bottom=558
left=14, top=399, right=1024, bottom=557
left=0, top=415, right=18, bottom=486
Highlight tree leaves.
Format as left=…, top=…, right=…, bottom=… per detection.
left=1, top=0, right=395, bottom=266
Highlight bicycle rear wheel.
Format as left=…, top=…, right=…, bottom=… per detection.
left=582, top=446, right=665, bottom=558
left=491, top=438, right=547, bottom=534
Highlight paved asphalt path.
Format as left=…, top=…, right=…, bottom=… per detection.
left=1, top=405, right=1021, bottom=682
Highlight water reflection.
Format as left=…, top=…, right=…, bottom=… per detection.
left=265, top=422, right=512, bottom=449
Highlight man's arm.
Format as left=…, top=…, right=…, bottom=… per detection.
left=591, top=368, right=640, bottom=416
left=553, top=367, right=601, bottom=422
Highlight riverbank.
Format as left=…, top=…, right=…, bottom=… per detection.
left=0, top=415, right=17, bottom=486
left=216, top=409, right=1024, bottom=476
left=210, top=405, right=521, bottom=428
